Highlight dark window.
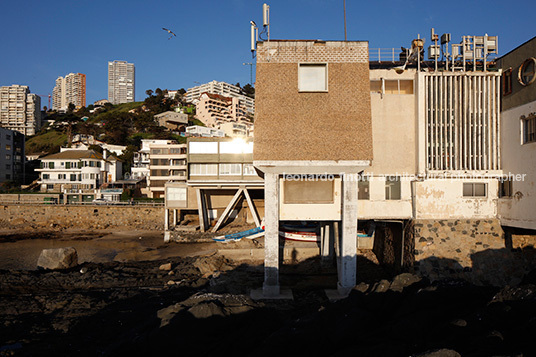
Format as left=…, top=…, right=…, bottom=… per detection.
left=463, top=183, right=487, bottom=197
left=523, top=116, right=536, bottom=144
left=358, top=177, right=370, bottom=200
left=499, top=179, right=512, bottom=198
left=502, top=68, right=512, bottom=95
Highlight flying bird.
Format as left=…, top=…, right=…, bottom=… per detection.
left=162, top=27, right=176, bottom=40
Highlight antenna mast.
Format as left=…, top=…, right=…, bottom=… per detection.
left=343, top=0, right=347, bottom=41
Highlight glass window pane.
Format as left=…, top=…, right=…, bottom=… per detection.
left=474, top=183, right=486, bottom=197
left=384, top=80, right=399, bottom=94
left=463, top=183, right=473, bottom=196
left=399, top=80, right=414, bottom=94
left=370, top=80, right=381, bottom=92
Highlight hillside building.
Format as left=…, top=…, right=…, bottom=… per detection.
left=52, top=73, right=86, bottom=111
left=185, top=80, right=255, bottom=114
left=0, top=127, right=25, bottom=183
left=194, top=92, right=253, bottom=137
left=36, top=149, right=122, bottom=193
left=0, top=85, right=41, bottom=136
left=108, top=60, right=135, bottom=104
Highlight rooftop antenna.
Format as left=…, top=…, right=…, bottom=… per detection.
left=250, top=20, right=258, bottom=57
left=263, top=3, right=270, bottom=42
left=343, top=0, right=347, bottom=41
left=429, top=28, right=440, bottom=72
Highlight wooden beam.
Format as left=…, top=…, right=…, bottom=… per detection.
left=243, top=188, right=261, bottom=227
left=211, top=189, right=243, bottom=233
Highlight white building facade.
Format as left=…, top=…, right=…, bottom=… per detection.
left=146, top=142, right=187, bottom=198
left=0, top=85, right=41, bottom=136
left=52, top=73, right=86, bottom=111
left=36, top=149, right=122, bottom=192
left=108, top=60, right=135, bottom=104
left=185, top=80, right=254, bottom=114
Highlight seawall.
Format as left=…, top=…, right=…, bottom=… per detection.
left=0, top=205, right=164, bottom=230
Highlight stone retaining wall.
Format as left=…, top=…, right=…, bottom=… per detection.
left=410, top=219, right=535, bottom=286
left=0, top=205, right=164, bottom=230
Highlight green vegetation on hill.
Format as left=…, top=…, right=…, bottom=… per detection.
left=26, top=130, right=67, bottom=154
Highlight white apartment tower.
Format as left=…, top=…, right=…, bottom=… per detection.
left=108, top=60, right=135, bottom=104
left=52, top=73, right=86, bottom=111
left=0, top=85, right=41, bottom=136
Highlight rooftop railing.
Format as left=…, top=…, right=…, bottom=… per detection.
left=369, top=48, right=408, bottom=63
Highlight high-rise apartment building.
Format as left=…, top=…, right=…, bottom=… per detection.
left=52, top=73, right=86, bottom=111
left=108, top=60, right=135, bottom=104
left=0, top=85, right=41, bottom=136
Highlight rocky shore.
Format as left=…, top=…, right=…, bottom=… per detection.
left=1, top=250, right=535, bottom=356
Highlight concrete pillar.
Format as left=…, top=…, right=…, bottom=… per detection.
left=321, top=222, right=334, bottom=265
left=263, top=173, right=280, bottom=297
left=338, top=175, right=358, bottom=295
left=196, top=188, right=206, bottom=232
left=173, top=209, right=178, bottom=227
left=164, top=208, right=169, bottom=231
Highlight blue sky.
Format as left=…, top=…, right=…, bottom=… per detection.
left=1, top=0, right=534, bottom=107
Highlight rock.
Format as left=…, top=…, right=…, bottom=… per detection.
left=157, top=303, right=184, bottom=327
left=193, top=255, right=232, bottom=277
left=37, top=247, right=78, bottom=270
left=159, top=263, right=172, bottom=271
left=450, top=319, right=467, bottom=327
left=353, top=282, right=369, bottom=293
left=390, top=273, right=422, bottom=292
left=416, top=349, right=461, bottom=357
left=188, top=301, right=226, bottom=319
left=371, top=279, right=391, bottom=293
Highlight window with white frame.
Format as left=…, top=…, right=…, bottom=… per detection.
left=190, top=164, right=218, bottom=176
left=167, top=187, right=187, bottom=201
left=219, top=163, right=242, bottom=175
left=298, top=64, right=327, bottom=92
left=243, top=164, right=257, bottom=176
left=385, top=177, right=401, bottom=200
left=523, top=116, right=536, bottom=144
left=463, top=183, right=487, bottom=197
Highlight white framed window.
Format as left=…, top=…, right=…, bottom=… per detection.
left=167, top=187, right=187, bottom=201
left=463, top=183, right=487, bottom=197
left=523, top=116, right=536, bottom=144
left=243, top=164, right=257, bottom=176
left=189, top=141, right=218, bottom=154
left=219, top=163, right=242, bottom=175
left=385, top=177, right=401, bottom=200
left=298, top=64, right=327, bottom=92
left=190, top=164, right=218, bottom=176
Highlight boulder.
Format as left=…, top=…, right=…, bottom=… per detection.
left=389, top=273, right=422, bottom=292
left=37, top=247, right=78, bottom=270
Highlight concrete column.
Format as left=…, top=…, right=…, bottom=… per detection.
left=338, top=175, right=358, bottom=295
left=173, top=209, right=178, bottom=227
left=164, top=208, right=169, bottom=231
left=196, top=188, right=206, bottom=232
left=321, top=222, right=334, bottom=265
left=263, top=173, right=280, bottom=297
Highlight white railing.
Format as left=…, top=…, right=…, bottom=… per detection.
left=369, top=48, right=408, bottom=63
